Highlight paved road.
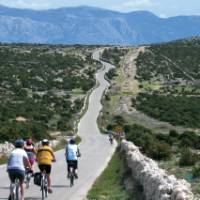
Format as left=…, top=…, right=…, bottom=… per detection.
left=0, top=50, right=117, bottom=200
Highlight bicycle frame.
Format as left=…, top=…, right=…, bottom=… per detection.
left=41, top=170, right=48, bottom=200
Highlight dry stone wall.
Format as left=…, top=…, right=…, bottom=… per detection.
left=121, top=140, right=194, bottom=200
left=0, top=142, right=14, bottom=157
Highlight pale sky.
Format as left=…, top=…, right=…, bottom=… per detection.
left=0, top=0, right=200, bottom=17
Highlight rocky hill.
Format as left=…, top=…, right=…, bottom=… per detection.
left=0, top=5, right=200, bottom=44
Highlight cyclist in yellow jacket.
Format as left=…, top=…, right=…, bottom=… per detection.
left=36, top=139, right=56, bottom=193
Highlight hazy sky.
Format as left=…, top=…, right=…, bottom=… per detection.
left=0, top=0, right=200, bottom=17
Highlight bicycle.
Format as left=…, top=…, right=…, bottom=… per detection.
left=69, top=166, right=76, bottom=187
left=109, top=137, right=113, bottom=145
left=25, top=169, right=33, bottom=189
left=41, top=170, right=48, bottom=199
left=9, top=178, right=20, bottom=200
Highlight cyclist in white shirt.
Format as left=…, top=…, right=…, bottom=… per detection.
left=7, top=139, right=31, bottom=200
left=65, top=138, right=81, bottom=178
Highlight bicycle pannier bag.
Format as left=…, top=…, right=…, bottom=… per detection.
left=34, top=172, right=41, bottom=186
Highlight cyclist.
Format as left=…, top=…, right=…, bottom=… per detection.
left=36, top=139, right=56, bottom=194
left=7, top=139, right=31, bottom=200
left=108, top=132, right=114, bottom=145
left=65, top=138, right=81, bottom=179
left=24, top=138, right=36, bottom=171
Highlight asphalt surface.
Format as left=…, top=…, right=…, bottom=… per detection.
left=0, top=50, right=117, bottom=200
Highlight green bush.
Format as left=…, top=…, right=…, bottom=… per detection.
left=179, top=148, right=198, bottom=166
left=106, top=68, right=117, bottom=80
left=136, top=93, right=200, bottom=128
left=169, top=130, right=179, bottom=138
left=150, top=142, right=172, bottom=160
left=156, top=134, right=174, bottom=145
left=126, top=124, right=172, bottom=160
left=192, top=166, right=200, bottom=178
left=179, top=131, right=200, bottom=149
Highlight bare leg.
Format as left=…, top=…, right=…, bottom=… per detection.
left=47, top=174, right=51, bottom=188
left=47, top=175, right=53, bottom=193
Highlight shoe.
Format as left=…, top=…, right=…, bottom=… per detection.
left=48, top=188, right=53, bottom=193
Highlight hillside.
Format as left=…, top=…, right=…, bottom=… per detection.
left=98, top=40, right=200, bottom=197
left=0, top=44, right=101, bottom=142
left=135, top=37, right=200, bottom=128
left=0, top=5, right=200, bottom=44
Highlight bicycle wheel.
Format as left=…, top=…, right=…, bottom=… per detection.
left=41, top=177, right=45, bottom=200
left=25, top=173, right=31, bottom=189
left=15, top=179, right=20, bottom=200
left=44, top=175, right=48, bottom=198
left=9, top=183, right=15, bottom=200
left=45, top=186, right=48, bottom=198
left=10, top=193, right=15, bottom=200
left=69, top=172, right=74, bottom=187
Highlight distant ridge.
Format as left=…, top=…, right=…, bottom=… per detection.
left=0, top=5, right=200, bottom=45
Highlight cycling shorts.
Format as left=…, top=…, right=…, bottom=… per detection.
left=8, top=169, right=25, bottom=183
left=67, top=160, right=78, bottom=170
left=38, top=164, right=51, bottom=175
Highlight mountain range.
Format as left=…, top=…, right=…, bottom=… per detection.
left=0, top=5, right=200, bottom=45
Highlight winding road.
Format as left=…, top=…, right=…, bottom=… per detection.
left=0, top=50, right=117, bottom=200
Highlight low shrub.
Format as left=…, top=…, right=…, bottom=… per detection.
left=192, top=166, right=200, bottom=178
left=179, top=148, right=198, bottom=166
left=179, top=131, right=200, bottom=149
left=169, top=130, right=179, bottom=138
left=126, top=124, right=172, bottom=160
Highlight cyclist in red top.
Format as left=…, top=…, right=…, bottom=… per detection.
left=24, top=139, right=36, bottom=171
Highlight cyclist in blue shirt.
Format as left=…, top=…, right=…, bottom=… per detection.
left=65, top=139, right=81, bottom=179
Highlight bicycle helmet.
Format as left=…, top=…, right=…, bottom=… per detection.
left=15, top=139, right=25, bottom=148
left=42, top=139, right=49, bottom=145
left=69, top=138, right=76, bottom=144
left=26, top=138, right=33, bottom=145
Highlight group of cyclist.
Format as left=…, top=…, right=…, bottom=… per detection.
left=6, top=138, right=80, bottom=200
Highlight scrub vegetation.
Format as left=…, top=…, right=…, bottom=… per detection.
left=0, top=44, right=101, bottom=142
